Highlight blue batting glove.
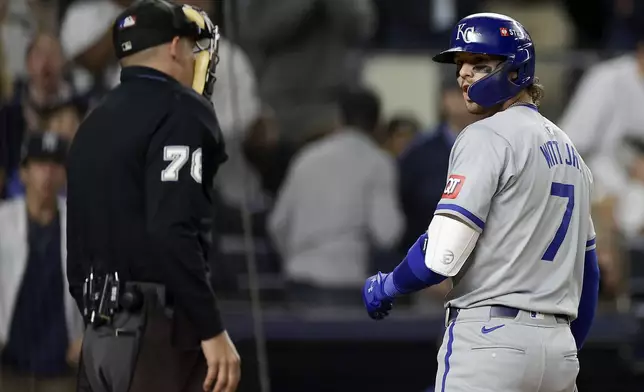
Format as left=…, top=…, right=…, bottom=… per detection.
left=362, top=272, right=395, bottom=320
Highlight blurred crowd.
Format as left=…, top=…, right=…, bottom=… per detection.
left=2, top=0, right=644, bottom=390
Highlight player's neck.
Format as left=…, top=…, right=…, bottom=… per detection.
left=501, top=92, right=534, bottom=111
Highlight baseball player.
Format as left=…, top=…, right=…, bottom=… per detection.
left=362, top=13, right=600, bottom=392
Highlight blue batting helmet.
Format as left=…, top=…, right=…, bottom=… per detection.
left=432, top=13, right=536, bottom=108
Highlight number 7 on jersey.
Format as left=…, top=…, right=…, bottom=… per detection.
left=542, top=182, right=574, bottom=262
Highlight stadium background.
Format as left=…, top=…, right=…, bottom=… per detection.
left=1, top=0, right=643, bottom=391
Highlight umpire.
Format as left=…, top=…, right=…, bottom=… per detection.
left=65, top=1, right=240, bottom=391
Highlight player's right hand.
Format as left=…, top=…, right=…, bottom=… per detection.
left=362, top=272, right=394, bottom=320
left=201, top=330, right=241, bottom=392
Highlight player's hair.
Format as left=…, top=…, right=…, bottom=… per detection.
left=526, top=76, right=545, bottom=107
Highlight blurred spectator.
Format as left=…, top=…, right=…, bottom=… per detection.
left=397, top=79, right=480, bottom=252
left=560, top=3, right=644, bottom=200
left=561, top=0, right=611, bottom=50
left=5, top=104, right=80, bottom=199
left=372, top=0, right=480, bottom=49
left=206, top=28, right=281, bottom=298
left=0, top=0, right=56, bottom=82
left=44, top=102, right=83, bottom=141
left=211, top=34, right=264, bottom=211
left=1, top=115, right=6, bottom=199
left=242, top=0, right=375, bottom=179
left=0, top=15, right=10, bottom=101
left=558, top=3, right=644, bottom=297
left=268, top=87, right=403, bottom=304
left=242, top=107, right=285, bottom=196
left=209, top=107, right=285, bottom=299
left=0, top=132, right=84, bottom=391
left=602, top=0, right=641, bottom=52
left=615, top=137, right=644, bottom=241
left=60, top=0, right=130, bottom=103
left=381, top=114, right=420, bottom=157
left=0, top=33, right=79, bottom=184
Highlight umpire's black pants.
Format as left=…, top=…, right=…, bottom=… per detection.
left=77, top=298, right=206, bottom=392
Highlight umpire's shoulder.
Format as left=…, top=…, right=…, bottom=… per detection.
left=170, top=86, right=223, bottom=143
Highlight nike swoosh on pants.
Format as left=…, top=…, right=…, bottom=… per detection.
left=481, top=324, right=505, bottom=334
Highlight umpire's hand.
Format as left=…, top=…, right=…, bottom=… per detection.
left=201, top=331, right=241, bottom=392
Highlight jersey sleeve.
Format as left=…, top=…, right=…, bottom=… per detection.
left=145, top=101, right=226, bottom=340
left=434, top=125, right=513, bottom=233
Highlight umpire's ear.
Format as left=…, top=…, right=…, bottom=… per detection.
left=167, top=36, right=185, bottom=62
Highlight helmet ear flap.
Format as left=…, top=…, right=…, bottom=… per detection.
left=467, top=60, right=522, bottom=108
left=515, top=62, right=533, bottom=86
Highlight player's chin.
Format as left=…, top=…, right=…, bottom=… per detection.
left=465, top=101, right=486, bottom=115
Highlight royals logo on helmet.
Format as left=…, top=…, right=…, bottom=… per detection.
left=456, top=24, right=477, bottom=43
left=443, top=175, right=466, bottom=199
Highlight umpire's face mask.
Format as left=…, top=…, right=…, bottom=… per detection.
left=182, top=5, right=220, bottom=100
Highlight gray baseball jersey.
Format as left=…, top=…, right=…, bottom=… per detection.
left=435, top=104, right=595, bottom=318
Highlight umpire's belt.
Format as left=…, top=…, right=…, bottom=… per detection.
left=81, top=282, right=167, bottom=392
left=121, top=281, right=168, bottom=313
left=447, top=305, right=570, bottom=326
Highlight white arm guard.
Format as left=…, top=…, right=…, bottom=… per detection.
left=425, top=214, right=480, bottom=277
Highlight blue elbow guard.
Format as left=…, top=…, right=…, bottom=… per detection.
left=571, top=246, right=600, bottom=350
left=384, top=233, right=447, bottom=297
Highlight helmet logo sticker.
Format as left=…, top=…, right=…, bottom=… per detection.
left=456, top=24, right=476, bottom=43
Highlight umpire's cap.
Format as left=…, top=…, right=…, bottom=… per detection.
left=21, top=132, right=69, bottom=167
left=112, top=0, right=205, bottom=60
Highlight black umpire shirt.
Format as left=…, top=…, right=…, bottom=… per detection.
left=66, top=66, right=227, bottom=340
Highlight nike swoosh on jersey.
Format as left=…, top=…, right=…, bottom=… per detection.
left=481, top=324, right=506, bottom=334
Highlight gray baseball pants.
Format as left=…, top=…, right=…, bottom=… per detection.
left=434, top=306, right=579, bottom=392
